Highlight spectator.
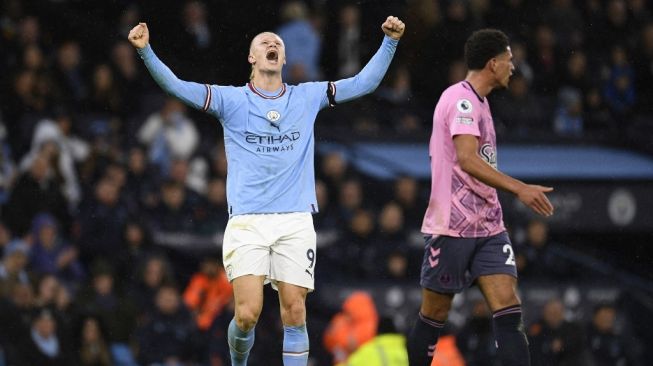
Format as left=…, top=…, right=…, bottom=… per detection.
left=0, top=239, right=30, bottom=297
left=180, top=1, right=212, bottom=51
left=456, top=299, right=499, bottom=366
left=29, top=213, right=84, bottom=287
left=331, top=209, right=375, bottom=279
left=277, top=1, right=322, bottom=83
left=441, top=0, right=475, bottom=62
left=77, top=178, right=128, bottom=265
left=403, top=0, right=446, bottom=105
left=553, top=87, right=584, bottom=137
left=21, top=107, right=89, bottom=207
left=0, top=122, right=16, bottom=206
left=102, top=160, right=128, bottom=198
left=52, top=280, right=76, bottom=340
left=174, top=0, right=217, bottom=81
left=603, top=0, right=632, bottom=49
left=314, top=181, right=337, bottom=230
left=583, top=87, right=615, bottom=133
left=376, top=64, right=412, bottom=106
left=528, top=298, right=592, bottom=366
left=76, top=261, right=138, bottom=365
left=628, top=0, right=652, bottom=29
left=3, top=69, right=44, bottom=150
left=129, top=254, right=175, bottom=317
left=544, top=0, right=584, bottom=50
left=52, top=40, right=87, bottom=105
left=337, top=179, right=365, bottom=224
left=446, top=59, right=467, bottom=85
left=76, top=315, right=112, bottom=366
left=0, top=220, right=11, bottom=255
left=110, top=41, right=143, bottom=119
left=515, top=219, right=573, bottom=280
left=511, top=41, right=534, bottom=85
left=383, top=250, right=411, bottom=281
left=431, top=332, right=465, bottom=366
left=168, top=157, right=204, bottom=203
left=147, top=181, right=196, bottom=233
left=366, top=202, right=407, bottom=277
left=7, top=281, right=36, bottom=331
left=323, top=291, right=379, bottom=365
left=84, top=63, right=123, bottom=117
left=15, top=307, right=74, bottom=366
left=124, top=145, right=159, bottom=212
left=561, top=50, right=593, bottom=95
left=32, top=274, right=75, bottom=341
left=117, top=220, right=154, bottom=282
left=392, top=176, right=421, bottom=231
left=183, top=255, right=233, bottom=332
left=138, top=98, right=199, bottom=175
left=320, top=151, right=351, bottom=204
left=529, top=24, right=562, bottom=95
left=0, top=285, right=29, bottom=365
left=135, top=284, right=199, bottom=365
left=492, top=71, right=546, bottom=138
left=336, top=3, right=364, bottom=73
left=602, top=44, right=636, bottom=117
left=34, top=274, right=62, bottom=308
left=338, top=317, right=408, bottom=366
left=587, top=303, right=641, bottom=366
left=4, top=150, right=70, bottom=237
left=115, top=4, right=140, bottom=40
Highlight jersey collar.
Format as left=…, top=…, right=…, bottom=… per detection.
left=462, top=81, right=485, bottom=103
left=248, top=82, right=287, bottom=99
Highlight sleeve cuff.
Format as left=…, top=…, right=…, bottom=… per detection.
left=136, top=44, right=154, bottom=60
left=383, top=35, right=400, bottom=46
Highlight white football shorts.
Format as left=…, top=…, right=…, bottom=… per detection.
left=222, top=212, right=316, bottom=291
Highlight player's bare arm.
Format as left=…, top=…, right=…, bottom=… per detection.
left=453, top=134, right=554, bottom=217
left=128, top=22, right=149, bottom=49
left=381, top=16, right=405, bottom=40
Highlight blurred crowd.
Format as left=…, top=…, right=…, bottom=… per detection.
left=0, top=0, right=651, bottom=365
left=318, top=290, right=643, bottom=366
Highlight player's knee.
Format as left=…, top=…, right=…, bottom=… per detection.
left=421, top=306, right=450, bottom=321
left=490, top=291, right=521, bottom=312
left=235, top=307, right=261, bottom=331
left=420, top=299, right=452, bottom=321
left=281, top=298, right=306, bottom=325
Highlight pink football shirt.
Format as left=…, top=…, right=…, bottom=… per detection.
left=421, top=81, right=505, bottom=237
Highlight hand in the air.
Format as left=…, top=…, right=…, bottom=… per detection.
left=382, top=16, right=405, bottom=40
left=128, top=22, right=149, bottom=49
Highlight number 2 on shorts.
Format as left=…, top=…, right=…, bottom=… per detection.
left=503, top=244, right=516, bottom=266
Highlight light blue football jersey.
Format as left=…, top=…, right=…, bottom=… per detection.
left=138, top=36, right=398, bottom=216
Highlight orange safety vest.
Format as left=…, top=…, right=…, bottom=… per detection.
left=182, top=270, right=233, bottom=330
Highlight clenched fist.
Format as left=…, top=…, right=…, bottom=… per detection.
left=128, top=22, right=149, bottom=49
left=381, top=16, right=405, bottom=40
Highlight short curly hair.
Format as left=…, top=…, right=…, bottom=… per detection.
left=464, top=29, right=510, bottom=71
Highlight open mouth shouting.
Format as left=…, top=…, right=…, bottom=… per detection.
left=266, top=49, right=279, bottom=64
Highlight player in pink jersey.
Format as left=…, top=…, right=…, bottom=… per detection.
left=407, top=29, right=554, bottom=366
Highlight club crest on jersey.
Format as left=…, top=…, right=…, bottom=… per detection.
left=480, top=143, right=497, bottom=169
left=266, top=110, right=281, bottom=122
left=456, top=99, right=473, bottom=113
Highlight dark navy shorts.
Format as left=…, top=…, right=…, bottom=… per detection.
left=419, top=231, right=518, bottom=293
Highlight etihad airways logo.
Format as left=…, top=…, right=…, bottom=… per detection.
left=245, top=131, right=300, bottom=153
